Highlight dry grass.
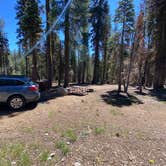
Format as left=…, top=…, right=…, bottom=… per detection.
left=0, top=85, right=165, bottom=165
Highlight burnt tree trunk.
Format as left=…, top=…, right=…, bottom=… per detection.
left=153, top=2, right=166, bottom=90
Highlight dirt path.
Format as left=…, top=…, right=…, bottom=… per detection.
left=0, top=85, right=165, bottom=166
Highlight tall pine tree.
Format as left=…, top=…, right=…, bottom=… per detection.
left=101, top=1, right=111, bottom=84
left=64, top=0, right=70, bottom=87
left=0, top=31, right=9, bottom=74
left=114, top=0, right=135, bottom=92
left=90, top=0, right=110, bottom=84
left=16, top=0, right=42, bottom=80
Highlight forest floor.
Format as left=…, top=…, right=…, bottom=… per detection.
left=0, top=85, right=166, bottom=166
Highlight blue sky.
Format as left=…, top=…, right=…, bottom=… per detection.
left=0, top=0, right=140, bottom=51
left=0, top=0, right=17, bottom=51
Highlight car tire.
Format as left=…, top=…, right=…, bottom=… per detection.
left=7, top=95, right=25, bottom=110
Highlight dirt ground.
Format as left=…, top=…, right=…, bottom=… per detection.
left=0, top=85, right=166, bottom=166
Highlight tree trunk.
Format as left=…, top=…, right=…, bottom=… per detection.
left=125, top=34, right=135, bottom=93
left=25, top=56, right=28, bottom=76
left=81, top=31, right=89, bottom=84
left=51, top=32, right=55, bottom=81
left=46, top=0, right=52, bottom=88
left=32, top=46, right=39, bottom=81
left=78, top=59, right=81, bottom=84
left=138, top=63, right=143, bottom=93
left=64, top=0, right=70, bottom=88
left=124, top=50, right=133, bottom=93
left=153, top=9, right=166, bottom=90
left=92, top=40, right=100, bottom=84
left=58, top=42, right=63, bottom=86
left=82, top=61, right=86, bottom=84
left=143, top=57, right=148, bottom=89
left=118, top=22, right=125, bottom=93
left=102, top=43, right=107, bottom=84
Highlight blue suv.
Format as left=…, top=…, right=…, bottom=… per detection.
left=0, top=75, right=40, bottom=110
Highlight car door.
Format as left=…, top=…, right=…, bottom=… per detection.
left=0, top=79, right=10, bottom=102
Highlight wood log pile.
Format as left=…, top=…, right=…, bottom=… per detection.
left=67, top=86, right=89, bottom=96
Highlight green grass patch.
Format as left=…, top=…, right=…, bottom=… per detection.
left=61, top=129, right=77, bottom=142
left=39, top=150, right=49, bottom=162
left=110, top=109, right=124, bottom=116
left=52, top=125, right=60, bottom=133
left=0, top=143, right=31, bottom=166
left=56, top=141, right=70, bottom=155
left=121, top=129, right=130, bottom=138
left=136, top=131, right=147, bottom=140
left=29, top=142, right=41, bottom=151
left=149, top=159, right=155, bottom=164
left=95, top=127, right=105, bottom=135
left=48, top=111, right=56, bottom=119
left=21, top=127, right=33, bottom=133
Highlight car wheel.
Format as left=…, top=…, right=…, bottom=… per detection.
left=8, top=95, right=25, bottom=110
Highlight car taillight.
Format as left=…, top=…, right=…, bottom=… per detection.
left=28, top=85, right=38, bottom=92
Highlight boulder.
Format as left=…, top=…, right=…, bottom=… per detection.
left=56, top=87, right=68, bottom=96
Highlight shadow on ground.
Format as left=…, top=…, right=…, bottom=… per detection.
left=101, top=90, right=143, bottom=107
left=0, top=90, right=59, bottom=118
left=149, top=89, right=166, bottom=102
left=39, top=86, right=91, bottom=103
left=39, top=89, right=64, bottom=103
left=134, top=90, right=148, bottom=96
left=0, top=102, right=38, bottom=118
left=0, top=86, right=88, bottom=118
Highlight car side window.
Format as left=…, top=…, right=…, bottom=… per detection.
left=15, top=80, right=25, bottom=85
left=0, top=79, right=6, bottom=86
left=0, top=79, right=25, bottom=86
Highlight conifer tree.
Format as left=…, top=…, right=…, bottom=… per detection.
left=148, top=0, right=166, bottom=90
left=64, top=0, right=70, bottom=87
left=90, top=0, right=110, bottom=84
left=16, top=0, right=42, bottom=81
left=114, top=0, right=135, bottom=92
left=101, top=1, right=111, bottom=84
left=69, top=0, right=90, bottom=84
left=0, top=31, right=9, bottom=74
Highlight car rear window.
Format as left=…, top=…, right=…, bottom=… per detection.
left=0, top=79, right=25, bottom=86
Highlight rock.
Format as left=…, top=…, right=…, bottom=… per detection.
left=128, top=152, right=135, bottom=161
left=162, top=152, right=166, bottom=157
left=122, top=160, right=128, bottom=166
left=61, top=158, right=65, bottom=162
left=87, top=125, right=92, bottom=134
left=56, top=87, right=68, bottom=96
left=74, top=162, right=81, bottom=166
left=87, top=89, right=94, bottom=93
left=47, top=156, right=52, bottom=160
left=11, top=161, right=16, bottom=165
left=50, top=152, right=56, bottom=157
